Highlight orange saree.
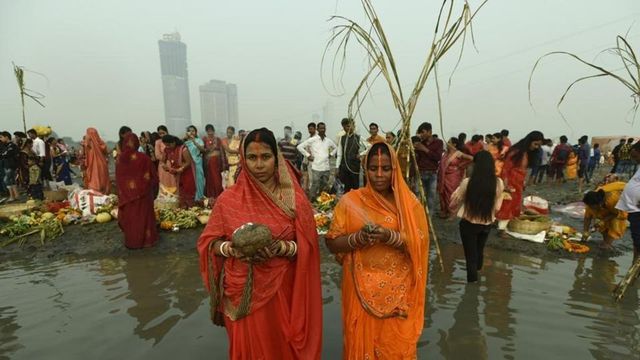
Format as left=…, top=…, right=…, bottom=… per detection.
left=197, top=136, right=322, bottom=360
left=326, top=142, right=429, bottom=359
left=83, top=128, right=111, bottom=194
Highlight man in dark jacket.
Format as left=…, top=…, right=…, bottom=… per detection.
left=0, top=131, right=19, bottom=202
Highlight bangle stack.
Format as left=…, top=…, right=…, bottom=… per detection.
left=385, top=230, right=403, bottom=247
left=347, top=233, right=357, bottom=249
left=276, top=241, right=298, bottom=257
left=219, top=241, right=232, bottom=257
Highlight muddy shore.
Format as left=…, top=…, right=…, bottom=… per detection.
left=0, top=169, right=633, bottom=263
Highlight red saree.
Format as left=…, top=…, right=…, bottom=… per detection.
left=197, top=138, right=322, bottom=360
left=437, top=151, right=467, bottom=216
left=83, top=128, right=111, bottom=194
left=496, top=151, right=528, bottom=221
left=165, top=145, right=196, bottom=208
left=116, top=133, right=159, bottom=249
left=203, top=136, right=225, bottom=198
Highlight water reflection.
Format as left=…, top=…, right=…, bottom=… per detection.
left=0, top=306, right=23, bottom=360
left=438, top=284, right=488, bottom=359
left=567, top=257, right=640, bottom=359
left=482, top=255, right=516, bottom=357
left=98, top=253, right=207, bottom=345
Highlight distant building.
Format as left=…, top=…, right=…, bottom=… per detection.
left=199, top=79, right=239, bottom=133
left=158, top=32, right=191, bottom=135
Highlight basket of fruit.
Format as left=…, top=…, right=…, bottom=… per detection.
left=507, top=215, right=552, bottom=235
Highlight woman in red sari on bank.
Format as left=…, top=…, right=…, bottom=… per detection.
left=438, top=137, right=472, bottom=218
left=203, top=124, right=225, bottom=198
left=197, top=128, right=322, bottom=360
left=83, top=128, right=111, bottom=194
left=496, top=131, right=544, bottom=235
left=116, top=133, right=159, bottom=249
left=162, top=135, right=196, bottom=208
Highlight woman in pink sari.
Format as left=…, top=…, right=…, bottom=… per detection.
left=83, top=128, right=110, bottom=194
left=154, top=125, right=177, bottom=194
left=437, top=137, right=472, bottom=218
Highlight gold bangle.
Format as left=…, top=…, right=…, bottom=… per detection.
left=219, top=241, right=229, bottom=257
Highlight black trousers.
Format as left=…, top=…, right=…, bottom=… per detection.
left=459, top=219, right=490, bottom=282
left=339, top=165, right=360, bottom=193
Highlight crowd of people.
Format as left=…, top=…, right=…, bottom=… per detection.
left=4, top=119, right=640, bottom=359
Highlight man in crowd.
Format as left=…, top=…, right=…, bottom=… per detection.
left=278, top=126, right=299, bottom=167
left=336, top=118, right=367, bottom=193
left=501, top=129, right=512, bottom=147
left=300, top=122, right=317, bottom=192
left=27, top=129, right=47, bottom=187
left=611, top=138, right=626, bottom=174
left=550, top=135, right=571, bottom=184
left=0, top=132, right=19, bottom=203
left=618, top=138, right=634, bottom=177
left=616, top=141, right=640, bottom=260
left=366, top=123, right=385, bottom=146
left=297, top=122, right=337, bottom=199
left=414, top=122, right=443, bottom=210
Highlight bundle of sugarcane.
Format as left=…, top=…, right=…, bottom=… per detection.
left=613, top=258, right=640, bottom=302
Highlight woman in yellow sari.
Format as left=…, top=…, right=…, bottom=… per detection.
left=583, top=181, right=628, bottom=249
left=326, top=142, right=429, bottom=359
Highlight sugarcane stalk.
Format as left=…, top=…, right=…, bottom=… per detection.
left=613, top=257, right=640, bottom=302
left=0, top=229, right=41, bottom=248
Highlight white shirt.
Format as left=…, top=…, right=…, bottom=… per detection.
left=540, top=145, right=552, bottom=166
left=616, top=168, right=640, bottom=213
left=32, top=137, right=46, bottom=158
left=297, top=135, right=337, bottom=172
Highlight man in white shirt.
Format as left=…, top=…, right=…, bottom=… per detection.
left=28, top=129, right=46, bottom=160
left=297, top=122, right=337, bottom=199
left=616, top=141, right=640, bottom=259
left=536, top=139, right=553, bottom=184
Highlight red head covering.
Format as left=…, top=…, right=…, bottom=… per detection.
left=197, top=128, right=322, bottom=358
left=84, top=127, right=110, bottom=194
left=116, top=133, right=158, bottom=206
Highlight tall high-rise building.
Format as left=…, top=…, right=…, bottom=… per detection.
left=199, top=79, right=239, bottom=133
left=158, top=32, right=191, bottom=135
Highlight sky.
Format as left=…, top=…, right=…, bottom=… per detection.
left=1, top=0, right=639, bottom=141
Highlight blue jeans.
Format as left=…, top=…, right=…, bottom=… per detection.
left=418, top=170, right=438, bottom=211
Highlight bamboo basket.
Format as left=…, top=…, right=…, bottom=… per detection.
left=0, top=203, right=36, bottom=220
left=507, top=215, right=551, bottom=235
left=44, top=189, right=68, bottom=202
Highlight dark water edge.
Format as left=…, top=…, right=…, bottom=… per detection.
left=1, top=240, right=639, bottom=360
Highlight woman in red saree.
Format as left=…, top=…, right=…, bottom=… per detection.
left=496, top=131, right=544, bottom=235
left=438, top=137, right=472, bottom=218
left=203, top=124, right=225, bottom=198
left=116, top=133, right=159, bottom=249
left=326, top=142, right=429, bottom=359
left=162, top=135, right=196, bottom=208
left=197, top=128, right=322, bottom=360
left=83, top=128, right=111, bottom=194
left=487, top=132, right=509, bottom=177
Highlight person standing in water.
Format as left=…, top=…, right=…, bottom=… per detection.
left=450, top=151, right=504, bottom=282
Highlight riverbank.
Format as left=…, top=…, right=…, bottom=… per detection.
left=0, top=169, right=633, bottom=263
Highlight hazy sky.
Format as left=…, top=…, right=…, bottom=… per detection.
left=1, top=0, right=639, bottom=141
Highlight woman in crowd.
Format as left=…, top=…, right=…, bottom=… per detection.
left=154, top=125, right=177, bottom=194
left=222, top=126, right=241, bottom=187
left=437, top=137, right=472, bottom=218
left=162, top=135, right=195, bottom=208
left=197, top=128, right=322, bottom=359
left=583, top=182, right=628, bottom=249
left=450, top=151, right=504, bottom=282
left=17, top=138, right=33, bottom=188
left=202, top=124, right=225, bottom=198
left=83, top=128, right=111, bottom=194
left=496, top=131, right=544, bottom=235
left=184, top=125, right=206, bottom=201
left=487, top=132, right=508, bottom=176
left=326, top=142, right=429, bottom=359
left=50, top=138, right=72, bottom=185
left=138, top=131, right=156, bottom=162
left=116, top=133, right=159, bottom=249
left=115, top=126, right=133, bottom=160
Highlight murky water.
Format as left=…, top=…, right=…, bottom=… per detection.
left=1, top=244, right=640, bottom=359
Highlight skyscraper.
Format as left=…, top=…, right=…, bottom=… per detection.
left=199, top=79, right=239, bottom=132
left=158, top=32, right=191, bottom=135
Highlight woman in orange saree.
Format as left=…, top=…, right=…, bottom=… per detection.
left=326, top=142, right=429, bottom=359
left=496, top=131, right=544, bottom=234
left=154, top=125, right=178, bottom=194
left=197, top=128, right=322, bottom=360
left=83, top=127, right=111, bottom=194
left=116, top=133, right=159, bottom=249
left=487, top=132, right=508, bottom=176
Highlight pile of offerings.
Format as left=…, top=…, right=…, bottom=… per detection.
left=313, top=192, right=337, bottom=235
left=156, top=207, right=211, bottom=232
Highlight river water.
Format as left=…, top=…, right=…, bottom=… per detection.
left=1, top=244, right=639, bottom=359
